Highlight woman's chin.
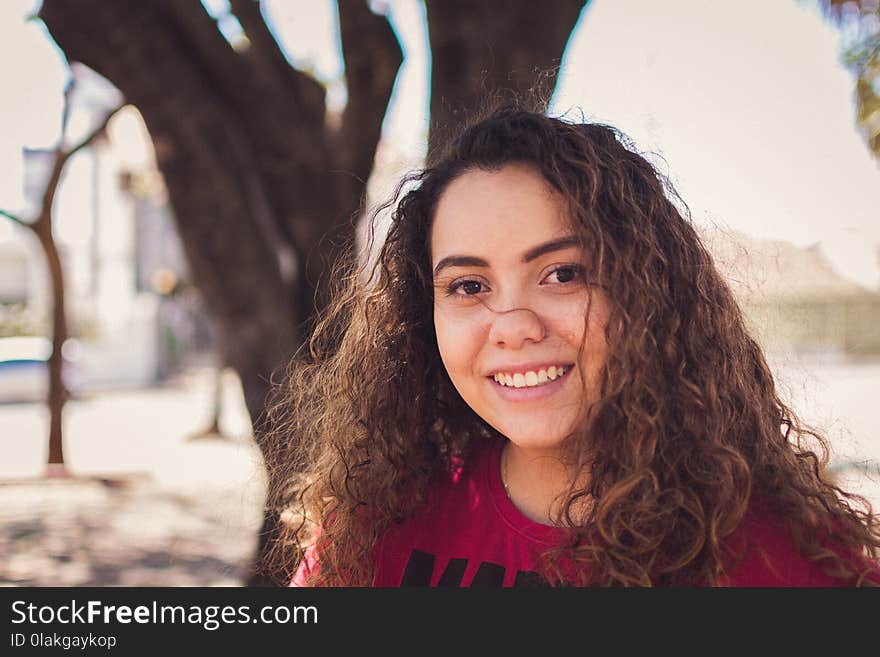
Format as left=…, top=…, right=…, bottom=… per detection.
left=497, top=428, right=573, bottom=454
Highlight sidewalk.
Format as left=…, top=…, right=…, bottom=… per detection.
left=0, top=368, right=266, bottom=586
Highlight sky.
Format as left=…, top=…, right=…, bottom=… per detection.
left=2, top=0, right=879, bottom=288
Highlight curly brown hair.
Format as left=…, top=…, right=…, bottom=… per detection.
left=262, top=104, right=880, bottom=586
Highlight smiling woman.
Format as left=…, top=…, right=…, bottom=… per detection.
left=264, top=105, right=880, bottom=587
left=430, top=164, right=611, bottom=524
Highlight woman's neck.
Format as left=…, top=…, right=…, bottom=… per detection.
left=501, top=440, right=590, bottom=526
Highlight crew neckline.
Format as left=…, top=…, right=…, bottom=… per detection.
left=484, top=438, right=568, bottom=545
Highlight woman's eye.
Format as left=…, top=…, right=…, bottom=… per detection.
left=448, top=279, right=484, bottom=296
left=442, top=266, right=583, bottom=297
left=545, top=265, right=583, bottom=284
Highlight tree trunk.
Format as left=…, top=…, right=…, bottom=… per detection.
left=35, top=221, right=68, bottom=467
left=1, top=109, right=120, bottom=476
left=39, top=0, right=402, bottom=586
left=426, top=0, right=588, bottom=148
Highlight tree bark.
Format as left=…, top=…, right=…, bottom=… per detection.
left=426, top=0, right=587, bottom=148
left=35, top=220, right=68, bottom=466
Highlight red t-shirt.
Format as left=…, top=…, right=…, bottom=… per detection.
left=292, top=438, right=877, bottom=587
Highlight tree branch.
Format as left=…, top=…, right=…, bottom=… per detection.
left=166, top=0, right=331, bottom=251
left=38, top=104, right=126, bottom=224
left=228, top=0, right=326, bottom=125
left=162, top=1, right=260, bottom=104
left=425, top=0, right=586, bottom=146
left=65, top=104, right=125, bottom=160
left=0, top=209, right=31, bottom=229
left=335, top=0, right=403, bottom=193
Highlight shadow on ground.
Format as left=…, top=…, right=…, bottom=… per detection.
left=0, top=476, right=258, bottom=586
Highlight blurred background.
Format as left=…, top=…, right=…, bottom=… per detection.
left=1, top=0, right=878, bottom=586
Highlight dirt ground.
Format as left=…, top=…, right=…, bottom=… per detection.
left=0, top=368, right=266, bottom=586
left=0, top=475, right=262, bottom=586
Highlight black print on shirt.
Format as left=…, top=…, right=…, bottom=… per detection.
left=400, top=549, right=548, bottom=587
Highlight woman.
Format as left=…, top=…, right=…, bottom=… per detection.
left=266, top=105, right=880, bottom=586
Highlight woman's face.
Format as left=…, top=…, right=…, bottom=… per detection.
left=430, top=163, right=612, bottom=457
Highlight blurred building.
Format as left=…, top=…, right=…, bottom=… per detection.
left=0, top=64, right=215, bottom=391
left=0, top=239, right=31, bottom=306
left=702, top=228, right=880, bottom=356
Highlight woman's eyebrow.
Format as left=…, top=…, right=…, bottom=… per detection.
left=432, top=235, right=580, bottom=277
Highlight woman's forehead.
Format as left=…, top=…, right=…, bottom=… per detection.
left=429, top=164, right=577, bottom=264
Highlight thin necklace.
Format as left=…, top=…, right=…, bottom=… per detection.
left=501, top=443, right=512, bottom=500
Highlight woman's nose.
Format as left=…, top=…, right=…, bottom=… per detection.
left=488, top=307, right=546, bottom=349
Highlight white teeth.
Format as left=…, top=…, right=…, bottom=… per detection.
left=492, top=366, right=568, bottom=388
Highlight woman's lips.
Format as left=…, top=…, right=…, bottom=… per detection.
left=486, top=365, right=574, bottom=401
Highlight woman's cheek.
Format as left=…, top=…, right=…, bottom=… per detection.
left=435, top=314, right=476, bottom=376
